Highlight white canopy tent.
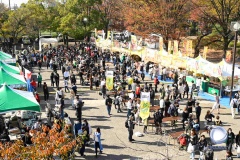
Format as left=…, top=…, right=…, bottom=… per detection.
left=39, top=38, right=58, bottom=51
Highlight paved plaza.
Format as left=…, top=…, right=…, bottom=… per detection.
left=34, top=64, right=239, bottom=160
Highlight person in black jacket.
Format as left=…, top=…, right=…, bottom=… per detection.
left=182, top=107, right=189, bottom=130
left=105, top=95, right=112, bottom=117
left=198, top=135, right=207, bottom=159
left=153, top=109, right=163, bottom=134
left=195, top=102, right=201, bottom=124
left=43, top=82, right=49, bottom=101
left=226, top=128, right=235, bottom=156
left=236, top=131, right=240, bottom=158
left=189, top=129, right=198, bottom=159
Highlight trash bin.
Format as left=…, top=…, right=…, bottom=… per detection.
left=201, top=81, right=209, bottom=92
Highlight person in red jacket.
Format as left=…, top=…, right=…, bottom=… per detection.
left=154, top=76, right=159, bottom=92
left=35, top=92, right=40, bottom=103
left=31, top=78, right=37, bottom=91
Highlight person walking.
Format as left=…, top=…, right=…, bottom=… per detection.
left=64, top=78, right=70, bottom=93
left=60, top=97, right=65, bottom=119
left=93, top=127, right=103, bottom=157
left=54, top=71, right=60, bottom=88
left=43, top=82, right=49, bottom=101
left=211, top=93, right=220, bottom=114
left=230, top=95, right=238, bottom=119
left=37, top=72, right=42, bottom=88
left=236, top=131, right=240, bottom=158
left=128, top=116, right=135, bottom=142
left=55, top=87, right=63, bottom=104
left=50, top=72, right=55, bottom=87
left=105, top=95, right=112, bottom=117
left=127, top=99, right=133, bottom=118
left=198, top=135, right=207, bottom=159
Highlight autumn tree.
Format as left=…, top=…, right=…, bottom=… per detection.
left=123, top=0, right=191, bottom=42
left=192, top=0, right=240, bottom=57
left=92, top=0, right=124, bottom=37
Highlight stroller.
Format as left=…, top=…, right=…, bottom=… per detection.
left=177, top=133, right=189, bottom=150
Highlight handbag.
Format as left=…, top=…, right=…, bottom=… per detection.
left=187, top=143, right=195, bottom=153
left=99, top=92, right=102, bottom=95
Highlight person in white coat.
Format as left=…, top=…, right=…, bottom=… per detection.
left=230, top=95, right=239, bottom=119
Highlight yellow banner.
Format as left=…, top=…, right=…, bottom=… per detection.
left=226, top=50, right=232, bottom=63
left=173, top=40, right=178, bottom=55
left=94, top=28, right=97, bottom=37
left=168, top=41, right=172, bottom=54
left=106, top=71, right=113, bottom=90
left=203, top=46, right=208, bottom=59
left=107, top=31, right=110, bottom=40
left=139, top=101, right=150, bottom=120
left=188, top=40, right=193, bottom=56
left=159, top=37, right=163, bottom=52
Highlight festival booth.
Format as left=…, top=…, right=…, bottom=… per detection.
left=0, top=84, right=40, bottom=140
left=0, top=51, right=16, bottom=66
left=0, top=67, right=27, bottom=89
left=0, top=61, right=21, bottom=74
left=186, top=56, right=240, bottom=97
left=39, top=38, right=58, bottom=51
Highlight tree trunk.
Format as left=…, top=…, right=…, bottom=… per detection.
left=222, top=36, right=229, bottom=58
left=104, top=22, right=109, bottom=39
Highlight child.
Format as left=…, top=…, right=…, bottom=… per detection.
left=214, top=115, right=222, bottom=126
left=192, top=119, right=200, bottom=133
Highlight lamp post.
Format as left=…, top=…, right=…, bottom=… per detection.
left=230, top=21, right=240, bottom=102
left=83, top=17, right=88, bottom=41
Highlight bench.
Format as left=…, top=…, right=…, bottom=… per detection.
left=168, top=131, right=185, bottom=145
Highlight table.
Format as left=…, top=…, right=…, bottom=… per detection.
left=150, top=106, right=160, bottom=112
left=162, top=116, right=181, bottom=122
left=224, top=89, right=239, bottom=97
left=9, top=134, right=22, bottom=141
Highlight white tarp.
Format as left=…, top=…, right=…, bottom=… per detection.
left=221, top=59, right=240, bottom=77
left=39, top=38, right=58, bottom=51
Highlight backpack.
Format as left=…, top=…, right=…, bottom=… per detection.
left=136, top=87, right=140, bottom=95
left=154, top=112, right=162, bottom=123
left=205, top=148, right=214, bottom=160
left=114, top=97, right=119, bottom=105
left=233, top=101, right=238, bottom=108
left=67, top=66, right=70, bottom=71
left=179, top=136, right=187, bottom=146
left=150, top=90, right=155, bottom=99
left=125, top=120, right=129, bottom=128
left=168, top=106, right=176, bottom=116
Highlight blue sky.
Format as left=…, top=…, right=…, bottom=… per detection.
left=1, top=0, right=28, bottom=7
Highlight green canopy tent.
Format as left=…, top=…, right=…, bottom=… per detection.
left=0, top=67, right=26, bottom=87
left=0, top=61, right=20, bottom=74
left=0, top=84, right=40, bottom=112
left=0, top=51, right=12, bottom=60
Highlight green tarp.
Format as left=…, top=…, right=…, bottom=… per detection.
left=0, top=61, right=20, bottom=74
left=0, top=85, right=40, bottom=112
left=0, top=67, right=26, bottom=85
left=0, top=51, right=12, bottom=61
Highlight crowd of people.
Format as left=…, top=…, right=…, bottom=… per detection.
left=14, top=42, right=240, bottom=159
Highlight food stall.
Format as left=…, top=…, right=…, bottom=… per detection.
left=0, top=67, right=27, bottom=90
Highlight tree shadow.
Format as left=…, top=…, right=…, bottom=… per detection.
left=91, top=125, right=113, bottom=130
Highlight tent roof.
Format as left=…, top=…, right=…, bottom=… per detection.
left=40, top=38, right=58, bottom=43
left=0, top=85, right=40, bottom=112
left=0, top=51, right=12, bottom=58
left=0, top=61, right=20, bottom=74
left=0, top=67, right=26, bottom=85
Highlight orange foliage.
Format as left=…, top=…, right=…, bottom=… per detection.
left=0, top=124, right=83, bottom=159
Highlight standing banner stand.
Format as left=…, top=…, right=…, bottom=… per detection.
left=135, top=92, right=150, bottom=137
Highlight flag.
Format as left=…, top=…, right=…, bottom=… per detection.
left=139, top=92, right=150, bottom=120
left=203, top=46, right=208, bottom=59
left=168, top=41, right=172, bottom=54
left=159, top=37, right=163, bottom=52
left=106, top=71, right=113, bottom=90
left=107, top=31, right=111, bottom=40
left=173, top=40, right=178, bottom=55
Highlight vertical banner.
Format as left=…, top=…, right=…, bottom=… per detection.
left=102, top=30, right=105, bottom=39
left=107, top=31, right=111, bottom=40
left=168, top=41, right=172, bottom=54
left=226, top=50, right=232, bottom=63
left=203, top=46, right=208, bottom=59
left=188, top=40, right=193, bottom=57
left=139, top=92, right=150, bottom=120
left=106, top=71, right=113, bottom=90
left=173, top=40, right=178, bottom=55
left=159, top=37, right=164, bottom=52
left=94, top=28, right=97, bottom=37
left=131, top=35, right=137, bottom=50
